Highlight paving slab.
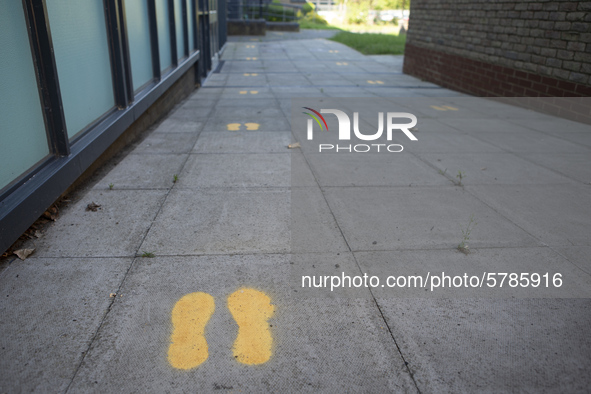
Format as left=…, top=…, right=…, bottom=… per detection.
left=290, top=150, right=317, bottom=187
left=202, top=114, right=291, bottom=132
left=153, top=118, right=205, bottom=133
left=507, top=116, right=591, bottom=134
left=178, top=153, right=290, bottom=188
left=468, top=184, right=591, bottom=246
left=0, top=257, right=131, bottom=392
left=194, top=131, right=291, bottom=153
left=323, top=186, right=540, bottom=251
left=291, top=187, right=350, bottom=253
left=140, top=188, right=290, bottom=255
left=209, top=105, right=285, bottom=120
left=403, top=131, right=503, bottom=153
left=557, top=131, right=591, bottom=148
left=93, top=153, right=188, bottom=190
left=375, top=298, right=591, bottom=392
left=226, top=73, right=268, bottom=87
left=305, top=153, right=449, bottom=187
left=133, top=132, right=200, bottom=154
left=35, top=189, right=167, bottom=258
left=354, top=248, right=591, bottom=298
left=219, top=88, right=276, bottom=100
left=418, top=152, right=574, bottom=185
left=552, top=246, right=591, bottom=275
left=472, top=130, right=590, bottom=154
left=215, top=97, right=278, bottom=107
left=521, top=152, right=591, bottom=184
left=168, top=105, right=215, bottom=120
left=67, top=255, right=414, bottom=392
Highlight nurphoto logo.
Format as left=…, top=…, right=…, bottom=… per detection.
left=302, top=107, right=418, bottom=153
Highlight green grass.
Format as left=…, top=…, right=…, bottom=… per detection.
left=298, top=19, right=342, bottom=30
left=329, top=31, right=406, bottom=55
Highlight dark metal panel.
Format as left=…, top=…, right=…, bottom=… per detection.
left=147, top=0, right=161, bottom=80
left=104, top=0, right=131, bottom=108
left=22, top=0, right=70, bottom=157
left=197, top=0, right=211, bottom=77
left=191, top=0, right=198, bottom=51
left=217, top=0, right=226, bottom=47
left=118, top=0, right=135, bottom=103
left=182, top=0, right=189, bottom=57
left=168, top=0, right=178, bottom=66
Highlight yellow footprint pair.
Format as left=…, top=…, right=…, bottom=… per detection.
left=168, top=288, right=274, bottom=370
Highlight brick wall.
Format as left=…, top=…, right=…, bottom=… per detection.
left=403, top=0, right=591, bottom=97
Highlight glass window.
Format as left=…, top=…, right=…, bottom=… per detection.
left=0, top=2, right=50, bottom=191
left=155, top=0, right=172, bottom=72
left=125, top=0, right=154, bottom=91
left=175, top=0, right=185, bottom=60
left=45, top=1, right=115, bottom=138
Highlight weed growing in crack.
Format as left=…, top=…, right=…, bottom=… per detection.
left=456, top=170, right=466, bottom=186
left=458, top=214, right=476, bottom=255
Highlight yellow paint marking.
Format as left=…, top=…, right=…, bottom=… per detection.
left=246, top=45, right=256, bottom=48
left=250, top=90, right=259, bottom=94
left=246, top=57, right=258, bottom=60
left=376, top=80, right=384, bottom=85
left=168, top=292, right=215, bottom=370
left=431, top=105, right=459, bottom=111
left=245, top=122, right=260, bottom=130
left=367, top=80, right=376, bottom=84
left=239, top=91, right=248, bottom=94
left=227, top=123, right=241, bottom=130
left=336, top=62, right=349, bottom=66
left=228, top=288, right=275, bottom=365
left=251, top=73, right=258, bottom=76
left=329, top=50, right=339, bottom=53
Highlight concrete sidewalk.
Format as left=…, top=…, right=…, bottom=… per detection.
left=1, top=31, right=590, bottom=392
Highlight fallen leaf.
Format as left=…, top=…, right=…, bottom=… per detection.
left=109, top=293, right=116, bottom=298
left=42, top=210, right=57, bottom=221
left=288, top=142, right=301, bottom=149
left=14, top=248, right=35, bottom=260
left=86, top=202, right=101, bottom=212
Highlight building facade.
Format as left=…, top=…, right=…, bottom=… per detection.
left=0, top=0, right=227, bottom=254
left=403, top=0, right=591, bottom=97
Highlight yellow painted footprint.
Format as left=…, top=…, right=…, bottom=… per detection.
left=168, top=292, right=215, bottom=370
left=244, top=122, right=260, bottom=130
left=228, top=288, right=275, bottom=365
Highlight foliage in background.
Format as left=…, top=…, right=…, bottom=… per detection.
left=345, top=1, right=370, bottom=24
left=301, top=1, right=315, bottom=14
left=264, top=1, right=298, bottom=22
left=335, top=0, right=410, bottom=10
left=298, top=12, right=341, bottom=30
left=329, top=31, right=406, bottom=55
